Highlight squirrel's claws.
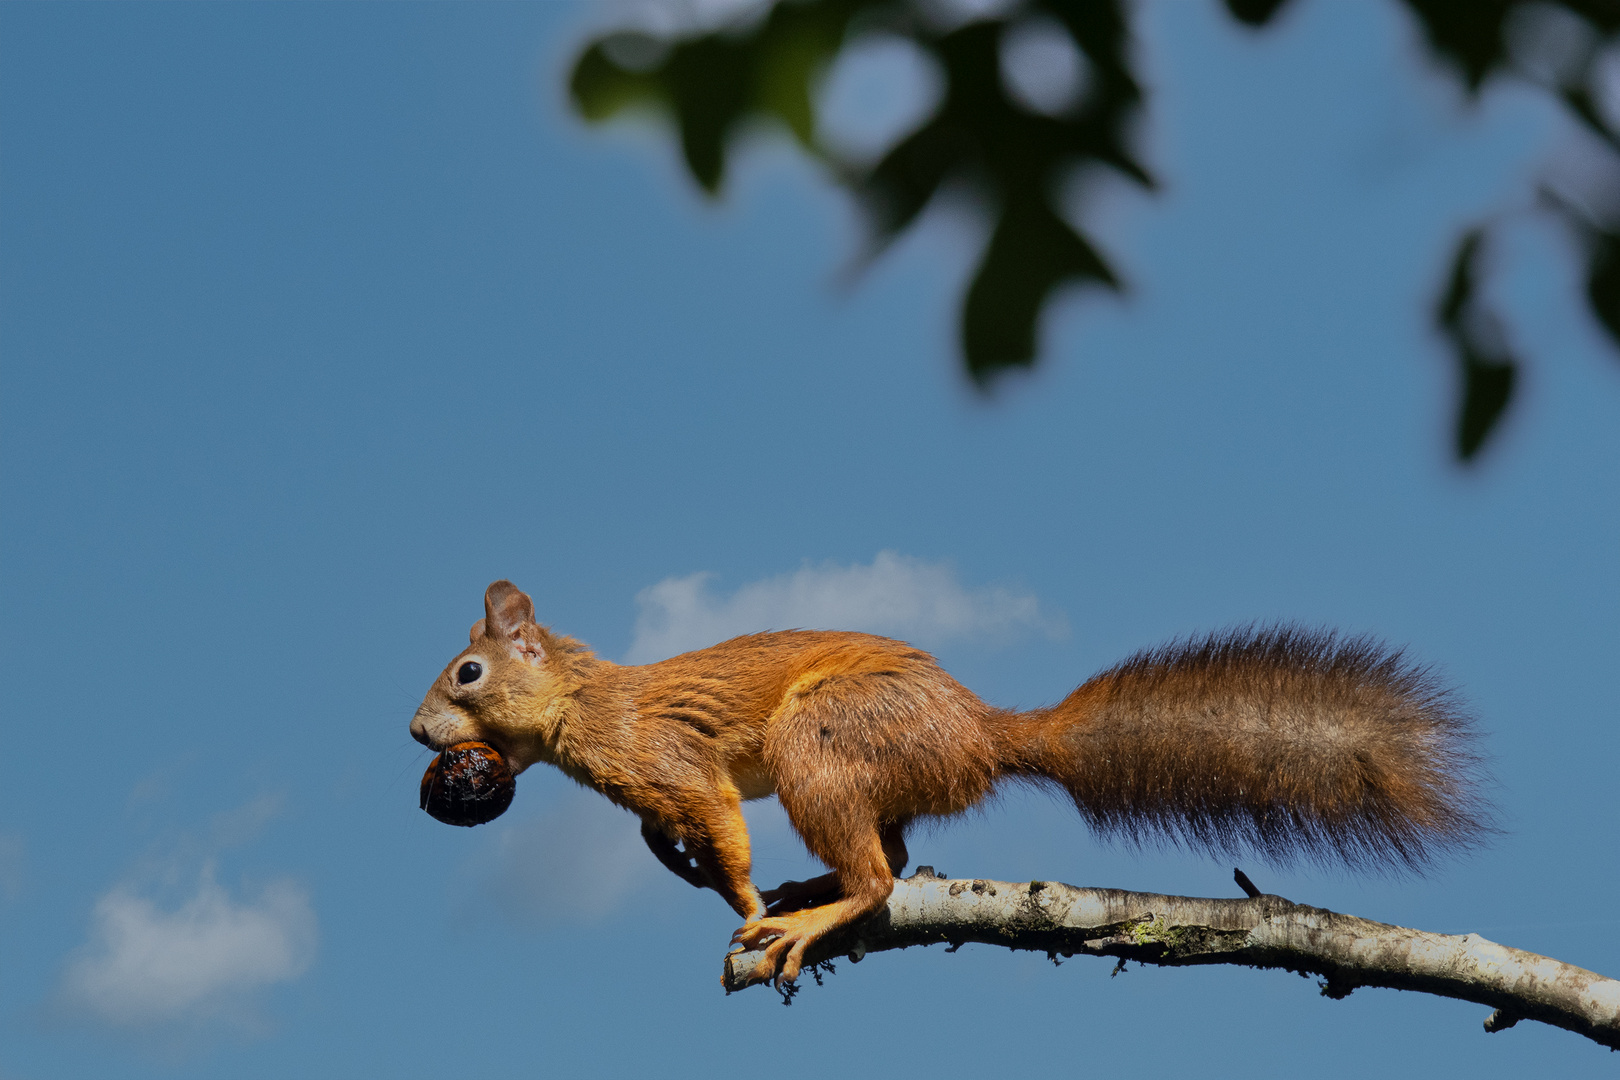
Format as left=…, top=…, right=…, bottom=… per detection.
left=732, top=917, right=789, bottom=951
left=731, top=916, right=814, bottom=987
left=764, top=935, right=807, bottom=986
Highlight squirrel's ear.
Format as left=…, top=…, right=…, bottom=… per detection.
left=484, top=580, right=545, bottom=665
left=469, top=619, right=487, bottom=644
left=485, top=580, right=534, bottom=635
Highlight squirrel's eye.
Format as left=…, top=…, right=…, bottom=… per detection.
left=456, top=661, right=483, bottom=685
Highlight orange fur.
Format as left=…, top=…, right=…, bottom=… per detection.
left=411, top=582, right=1489, bottom=987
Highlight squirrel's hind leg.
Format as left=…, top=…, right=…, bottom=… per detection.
left=735, top=777, right=908, bottom=985
left=761, top=820, right=908, bottom=915
left=731, top=824, right=895, bottom=987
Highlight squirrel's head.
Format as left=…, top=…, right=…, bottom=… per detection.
left=410, top=580, right=585, bottom=774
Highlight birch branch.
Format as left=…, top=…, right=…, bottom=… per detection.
left=723, top=867, right=1620, bottom=1049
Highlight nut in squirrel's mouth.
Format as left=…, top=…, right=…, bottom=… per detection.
left=419, top=741, right=515, bottom=827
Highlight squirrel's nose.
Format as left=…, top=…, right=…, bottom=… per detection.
left=410, top=718, right=433, bottom=748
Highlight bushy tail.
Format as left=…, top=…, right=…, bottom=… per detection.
left=1010, top=626, right=1492, bottom=871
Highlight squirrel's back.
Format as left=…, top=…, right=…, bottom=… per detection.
left=997, top=626, right=1490, bottom=871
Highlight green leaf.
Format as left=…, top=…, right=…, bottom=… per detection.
left=963, top=198, right=1117, bottom=380
left=1586, top=227, right=1620, bottom=346
left=1436, top=227, right=1519, bottom=462
left=568, top=1, right=871, bottom=195
left=1436, top=228, right=1482, bottom=330
left=569, top=38, right=666, bottom=123
left=1401, top=0, right=1516, bottom=92
left=854, top=3, right=1150, bottom=382
left=1457, top=354, right=1517, bottom=460
left=1223, top=0, right=1296, bottom=27
left=1541, top=188, right=1620, bottom=358
left=664, top=38, right=756, bottom=193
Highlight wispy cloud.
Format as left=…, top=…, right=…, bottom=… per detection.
left=470, top=791, right=652, bottom=926
left=625, top=550, right=1064, bottom=663
left=465, top=792, right=828, bottom=928
left=57, top=867, right=315, bottom=1031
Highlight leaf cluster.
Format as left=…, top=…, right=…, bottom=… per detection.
left=570, top=0, right=1620, bottom=461
left=1395, top=0, right=1620, bottom=458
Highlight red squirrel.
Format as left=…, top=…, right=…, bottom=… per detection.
left=411, top=580, right=1487, bottom=987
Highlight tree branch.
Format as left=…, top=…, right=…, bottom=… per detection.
left=723, top=868, right=1620, bottom=1049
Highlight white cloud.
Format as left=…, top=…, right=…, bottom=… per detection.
left=58, top=866, right=316, bottom=1030
left=625, top=550, right=1064, bottom=663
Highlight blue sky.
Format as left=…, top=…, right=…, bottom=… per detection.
left=1, top=1, right=1617, bottom=1076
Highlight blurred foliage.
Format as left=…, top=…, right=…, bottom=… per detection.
left=570, top=0, right=1620, bottom=462
left=1437, top=228, right=1519, bottom=460
left=573, top=0, right=1149, bottom=382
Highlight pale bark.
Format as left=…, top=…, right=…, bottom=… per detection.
left=723, top=868, right=1620, bottom=1049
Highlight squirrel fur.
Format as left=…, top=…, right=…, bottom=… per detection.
left=411, top=580, right=1488, bottom=987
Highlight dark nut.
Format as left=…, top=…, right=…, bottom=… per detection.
left=419, top=741, right=515, bottom=827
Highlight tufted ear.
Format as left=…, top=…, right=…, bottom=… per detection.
left=468, top=619, right=486, bottom=644
left=484, top=580, right=545, bottom=665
